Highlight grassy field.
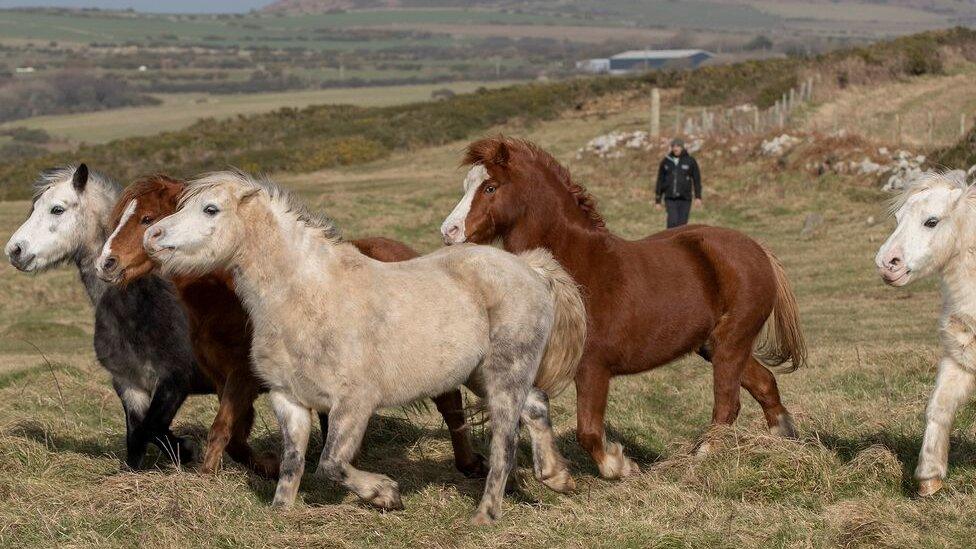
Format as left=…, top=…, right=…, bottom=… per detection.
left=0, top=81, right=518, bottom=145
left=0, top=88, right=973, bottom=546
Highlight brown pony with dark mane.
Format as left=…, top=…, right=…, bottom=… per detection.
left=441, top=136, right=806, bottom=477
left=96, top=175, right=486, bottom=479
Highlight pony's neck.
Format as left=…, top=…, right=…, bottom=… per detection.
left=230, top=200, right=341, bottom=319
left=74, top=192, right=117, bottom=305
left=504, top=200, right=611, bottom=283
left=942, top=249, right=976, bottom=314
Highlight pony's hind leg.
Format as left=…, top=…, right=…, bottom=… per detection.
left=916, top=356, right=976, bottom=496
left=521, top=388, right=574, bottom=493
left=314, top=399, right=402, bottom=511
left=433, top=389, right=487, bottom=478
left=740, top=357, right=796, bottom=438
left=269, top=391, right=313, bottom=508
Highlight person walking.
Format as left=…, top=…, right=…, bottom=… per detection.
left=654, top=138, right=702, bottom=228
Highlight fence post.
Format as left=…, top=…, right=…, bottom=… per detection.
left=753, top=107, right=760, bottom=133
left=674, top=105, right=682, bottom=135
left=650, top=88, right=661, bottom=138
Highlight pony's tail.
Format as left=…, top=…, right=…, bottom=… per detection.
left=519, top=249, right=587, bottom=397
left=755, top=246, right=807, bottom=373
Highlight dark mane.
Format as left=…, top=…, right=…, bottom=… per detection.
left=464, top=136, right=607, bottom=232
left=112, top=174, right=184, bottom=222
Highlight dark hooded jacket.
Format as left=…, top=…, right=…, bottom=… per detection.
left=655, top=150, right=701, bottom=203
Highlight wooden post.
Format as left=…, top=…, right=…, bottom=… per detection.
left=789, top=87, right=796, bottom=111
left=650, top=88, right=661, bottom=138
left=807, top=77, right=814, bottom=101
left=753, top=107, right=760, bottom=132
left=674, top=105, right=682, bottom=134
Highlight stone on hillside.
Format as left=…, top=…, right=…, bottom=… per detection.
left=801, top=212, right=823, bottom=237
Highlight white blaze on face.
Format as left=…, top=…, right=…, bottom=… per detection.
left=440, top=164, right=489, bottom=245
left=97, top=198, right=136, bottom=269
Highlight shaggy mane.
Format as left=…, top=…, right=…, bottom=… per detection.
left=182, top=170, right=342, bottom=242
left=111, top=174, right=184, bottom=222
left=465, top=136, right=607, bottom=232
left=888, top=170, right=968, bottom=216
left=32, top=165, right=120, bottom=204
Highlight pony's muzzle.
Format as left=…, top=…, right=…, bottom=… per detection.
left=878, top=246, right=910, bottom=285
left=97, top=255, right=120, bottom=282
left=6, top=242, right=35, bottom=271
left=442, top=224, right=464, bottom=245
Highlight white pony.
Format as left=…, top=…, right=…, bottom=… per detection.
left=876, top=170, right=976, bottom=496
left=142, top=171, right=586, bottom=524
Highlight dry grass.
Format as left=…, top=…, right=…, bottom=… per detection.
left=0, top=94, right=974, bottom=547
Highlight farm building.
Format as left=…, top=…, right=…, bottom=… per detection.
left=577, top=49, right=714, bottom=74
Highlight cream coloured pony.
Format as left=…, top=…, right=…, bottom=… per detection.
left=877, top=170, right=976, bottom=497
left=142, top=171, right=586, bottom=524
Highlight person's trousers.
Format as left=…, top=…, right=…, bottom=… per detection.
left=665, top=198, right=692, bottom=228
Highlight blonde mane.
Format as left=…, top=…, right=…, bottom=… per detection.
left=182, top=170, right=342, bottom=243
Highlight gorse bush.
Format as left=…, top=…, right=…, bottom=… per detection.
left=2, top=28, right=975, bottom=200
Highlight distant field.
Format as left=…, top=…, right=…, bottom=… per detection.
left=0, top=81, right=518, bottom=144
left=748, top=0, right=945, bottom=23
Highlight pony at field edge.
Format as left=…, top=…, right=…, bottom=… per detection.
left=142, top=171, right=587, bottom=524
left=95, top=174, right=487, bottom=479
left=876, top=170, right=976, bottom=497
left=441, top=136, right=807, bottom=477
left=3, top=165, right=212, bottom=468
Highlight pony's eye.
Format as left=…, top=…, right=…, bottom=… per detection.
left=924, top=217, right=939, bottom=228
left=50, top=205, right=65, bottom=215
left=203, top=204, right=220, bottom=216
left=140, top=215, right=154, bottom=225
left=484, top=185, right=496, bottom=194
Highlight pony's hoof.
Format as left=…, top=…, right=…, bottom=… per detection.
left=470, top=510, right=496, bottom=526
left=458, top=453, right=489, bottom=478
left=367, top=480, right=403, bottom=511
left=918, top=478, right=944, bottom=497
left=270, top=497, right=294, bottom=509
left=597, top=442, right=640, bottom=480
left=769, top=413, right=798, bottom=439
left=540, top=469, right=576, bottom=493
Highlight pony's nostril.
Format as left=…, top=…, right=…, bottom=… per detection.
left=447, top=225, right=460, bottom=237
left=102, top=256, right=118, bottom=272
left=147, top=227, right=164, bottom=242
left=10, top=244, right=21, bottom=259
left=890, top=257, right=901, bottom=267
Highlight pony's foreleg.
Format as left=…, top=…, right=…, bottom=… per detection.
left=916, top=356, right=976, bottom=496
left=520, top=388, right=575, bottom=493
left=207, top=373, right=278, bottom=478
left=471, top=382, right=525, bottom=525
left=132, top=377, right=192, bottom=467
left=313, top=400, right=403, bottom=510
left=433, top=389, right=487, bottom=478
left=576, top=360, right=638, bottom=479
left=269, top=391, right=312, bottom=508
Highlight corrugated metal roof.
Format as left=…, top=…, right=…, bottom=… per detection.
left=610, top=49, right=713, bottom=60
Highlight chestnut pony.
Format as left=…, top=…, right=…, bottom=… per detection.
left=441, top=136, right=806, bottom=477
left=96, top=175, right=485, bottom=479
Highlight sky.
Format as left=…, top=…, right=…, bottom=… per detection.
left=0, top=1, right=269, bottom=12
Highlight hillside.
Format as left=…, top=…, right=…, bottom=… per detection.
left=3, top=26, right=975, bottom=200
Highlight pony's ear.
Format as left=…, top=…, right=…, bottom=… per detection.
left=488, top=140, right=510, bottom=166
left=72, top=164, right=89, bottom=192
left=238, top=187, right=261, bottom=204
